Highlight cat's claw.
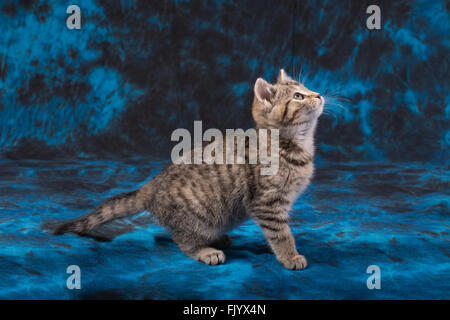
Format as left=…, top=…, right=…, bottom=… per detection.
left=281, top=254, right=308, bottom=270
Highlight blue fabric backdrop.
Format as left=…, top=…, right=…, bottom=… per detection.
left=0, top=0, right=448, bottom=161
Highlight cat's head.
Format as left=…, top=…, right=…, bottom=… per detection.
left=252, top=69, right=324, bottom=129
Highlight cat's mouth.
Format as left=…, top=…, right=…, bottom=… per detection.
left=307, top=97, right=324, bottom=117
left=319, top=96, right=325, bottom=106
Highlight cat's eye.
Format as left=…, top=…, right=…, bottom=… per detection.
left=293, top=92, right=304, bottom=100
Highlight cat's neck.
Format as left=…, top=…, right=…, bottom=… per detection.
left=279, top=120, right=317, bottom=153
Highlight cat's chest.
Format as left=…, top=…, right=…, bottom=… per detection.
left=276, top=162, right=314, bottom=198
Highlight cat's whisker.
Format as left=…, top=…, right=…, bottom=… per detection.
left=322, top=90, right=347, bottom=99
left=321, top=110, right=338, bottom=121
left=329, top=101, right=349, bottom=109
left=322, top=106, right=338, bottom=115
left=324, top=99, right=349, bottom=107
left=296, top=64, right=303, bottom=83
left=322, top=85, right=349, bottom=99
left=326, top=95, right=351, bottom=103
left=325, top=104, right=349, bottom=115
left=322, top=93, right=350, bottom=113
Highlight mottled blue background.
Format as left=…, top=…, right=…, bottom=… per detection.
left=0, top=0, right=448, bottom=299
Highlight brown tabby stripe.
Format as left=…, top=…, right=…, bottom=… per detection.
left=290, top=107, right=300, bottom=121
left=260, top=196, right=290, bottom=207
left=226, top=164, right=235, bottom=191
left=269, top=234, right=289, bottom=242
left=176, top=187, right=211, bottom=225
left=196, top=166, right=218, bottom=206
left=252, top=208, right=287, bottom=219
left=192, top=184, right=212, bottom=217
left=279, top=139, right=292, bottom=149
left=281, top=101, right=290, bottom=122
left=283, top=155, right=311, bottom=167
left=261, top=179, right=283, bottom=189
left=108, top=190, right=138, bottom=202
left=259, top=222, right=284, bottom=232
left=213, top=164, right=228, bottom=207
left=246, top=165, right=256, bottom=200
left=255, top=215, right=289, bottom=224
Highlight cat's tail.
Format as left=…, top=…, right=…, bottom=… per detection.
left=54, top=189, right=146, bottom=237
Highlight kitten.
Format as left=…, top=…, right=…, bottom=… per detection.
left=54, top=69, right=324, bottom=270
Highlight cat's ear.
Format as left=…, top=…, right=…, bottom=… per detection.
left=254, top=78, right=275, bottom=106
left=277, top=69, right=292, bottom=83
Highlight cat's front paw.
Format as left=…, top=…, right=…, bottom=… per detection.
left=280, top=254, right=308, bottom=270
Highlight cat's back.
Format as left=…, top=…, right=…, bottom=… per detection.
left=144, top=162, right=247, bottom=220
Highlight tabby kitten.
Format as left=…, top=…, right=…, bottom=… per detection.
left=55, top=69, right=324, bottom=270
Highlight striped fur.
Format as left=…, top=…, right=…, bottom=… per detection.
left=54, top=190, right=145, bottom=236
left=54, top=69, right=324, bottom=270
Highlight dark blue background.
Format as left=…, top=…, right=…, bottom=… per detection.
left=0, top=0, right=448, bottom=161
left=0, top=0, right=448, bottom=299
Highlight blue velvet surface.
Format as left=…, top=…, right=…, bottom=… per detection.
left=0, top=158, right=448, bottom=299
left=0, top=0, right=449, bottom=299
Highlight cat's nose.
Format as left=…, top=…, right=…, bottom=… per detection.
left=314, top=93, right=321, bottom=99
